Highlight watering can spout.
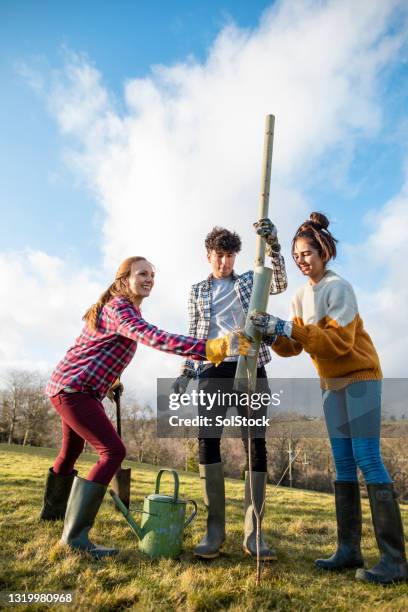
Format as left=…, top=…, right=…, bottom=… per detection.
left=109, top=489, right=145, bottom=541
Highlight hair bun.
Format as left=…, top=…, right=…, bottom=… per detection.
left=309, top=212, right=329, bottom=230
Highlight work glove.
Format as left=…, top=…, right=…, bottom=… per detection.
left=253, top=218, right=281, bottom=255
left=107, top=378, right=124, bottom=403
left=206, top=330, right=255, bottom=366
left=249, top=310, right=292, bottom=338
left=171, top=369, right=196, bottom=395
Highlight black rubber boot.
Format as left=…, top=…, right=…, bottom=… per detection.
left=40, top=468, right=77, bottom=521
left=355, top=483, right=408, bottom=584
left=243, top=471, right=277, bottom=561
left=60, top=476, right=118, bottom=558
left=315, top=481, right=364, bottom=570
left=194, top=463, right=226, bottom=559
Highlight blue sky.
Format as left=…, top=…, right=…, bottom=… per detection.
left=1, top=0, right=406, bottom=265
left=0, top=0, right=273, bottom=265
left=0, top=0, right=407, bottom=399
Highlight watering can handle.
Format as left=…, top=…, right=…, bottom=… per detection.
left=155, top=469, right=179, bottom=503
left=184, top=499, right=197, bottom=528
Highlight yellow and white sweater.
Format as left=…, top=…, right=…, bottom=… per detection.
left=273, top=270, right=382, bottom=389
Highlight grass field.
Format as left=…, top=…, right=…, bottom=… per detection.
left=1, top=444, right=407, bottom=611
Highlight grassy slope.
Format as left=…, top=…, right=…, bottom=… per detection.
left=0, top=444, right=407, bottom=612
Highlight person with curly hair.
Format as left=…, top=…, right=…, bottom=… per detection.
left=173, top=219, right=287, bottom=560
left=250, top=212, right=408, bottom=585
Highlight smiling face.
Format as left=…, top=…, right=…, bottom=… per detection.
left=127, top=259, right=155, bottom=305
left=293, top=237, right=327, bottom=284
left=207, top=249, right=236, bottom=279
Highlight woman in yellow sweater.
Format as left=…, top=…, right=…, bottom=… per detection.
left=250, top=212, right=407, bottom=585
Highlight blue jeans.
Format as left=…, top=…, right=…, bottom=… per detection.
left=322, top=380, right=391, bottom=484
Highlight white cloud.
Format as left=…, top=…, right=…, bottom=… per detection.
left=343, top=175, right=408, bottom=376
left=0, top=250, right=102, bottom=373
left=3, top=0, right=407, bottom=400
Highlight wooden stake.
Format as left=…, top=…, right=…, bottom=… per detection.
left=234, top=115, right=275, bottom=392
left=235, top=115, right=276, bottom=586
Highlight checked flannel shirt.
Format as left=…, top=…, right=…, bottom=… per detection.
left=46, top=296, right=206, bottom=401
left=182, top=252, right=288, bottom=378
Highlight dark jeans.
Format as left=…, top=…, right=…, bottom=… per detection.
left=198, top=361, right=269, bottom=472
left=51, top=392, right=126, bottom=486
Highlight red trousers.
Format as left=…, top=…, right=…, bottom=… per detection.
left=50, top=392, right=126, bottom=486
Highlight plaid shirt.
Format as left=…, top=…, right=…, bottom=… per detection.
left=46, top=296, right=206, bottom=400
left=182, top=252, right=288, bottom=377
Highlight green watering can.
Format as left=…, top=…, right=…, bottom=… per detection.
left=109, top=469, right=197, bottom=559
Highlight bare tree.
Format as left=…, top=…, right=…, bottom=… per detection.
left=20, top=376, right=50, bottom=446
left=267, top=429, right=301, bottom=487
left=2, top=370, right=34, bottom=444
left=124, top=401, right=156, bottom=463
left=0, top=369, right=56, bottom=446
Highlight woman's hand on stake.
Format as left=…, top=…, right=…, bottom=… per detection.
left=250, top=310, right=292, bottom=338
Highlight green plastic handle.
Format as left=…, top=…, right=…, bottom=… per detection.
left=155, top=469, right=179, bottom=503
left=184, top=499, right=197, bottom=528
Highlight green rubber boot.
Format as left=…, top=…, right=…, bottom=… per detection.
left=194, top=463, right=226, bottom=559
left=60, top=476, right=118, bottom=559
left=356, top=483, right=408, bottom=584
left=40, top=468, right=77, bottom=521
left=243, top=471, right=277, bottom=561
left=315, top=481, right=364, bottom=570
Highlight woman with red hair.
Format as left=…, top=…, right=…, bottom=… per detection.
left=40, top=256, right=252, bottom=558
